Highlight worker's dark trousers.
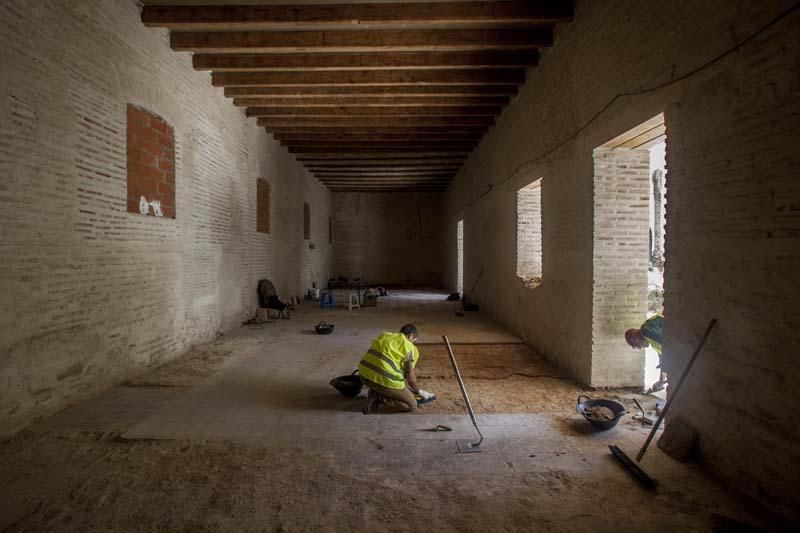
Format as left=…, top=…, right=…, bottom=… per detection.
left=361, top=377, right=417, bottom=412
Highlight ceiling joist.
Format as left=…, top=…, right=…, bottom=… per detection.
left=143, top=2, right=572, bottom=30
left=171, top=28, right=552, bottom=53
left=211, top=69, right=525, bottom=87
left=195, top=50, right=537, bottom=72
left=144, top=1, right=572, bottom=191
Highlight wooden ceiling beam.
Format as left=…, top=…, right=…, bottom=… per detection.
left=171, top=29, right=552, bottom=53
left=296, top=151, right=470, bottom=158
left=248, top=105, right=499, bottom=117
left=327, top=186, right=446, bottom=192
left=194, top=50, right=537, bottom=72
left=284, top=139, right=474, bottom=145
left=274, top=133, right=480, bottom=141
left=258, top=117, right=491, bottom=127
left=212, top=69, right=525, bottom=87
left=310, top=167, right=460, bottom=174
left=303, top=158, right=465, bottom=166
left=267, top=126, right=487, bottom=135
left=235, top=96, right=508, bottom=107
left=226, top=85, right=517, bottom=97
left=143, top=2, right=572, bottom=30
left=296, top=153, right=467, bottom=161
left=289, top=146, right=470, bottom=154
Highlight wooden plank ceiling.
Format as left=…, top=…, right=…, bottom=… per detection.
left=142, top=1, right=573, bottom=192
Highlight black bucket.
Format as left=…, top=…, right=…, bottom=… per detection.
left=330, top=370, right=363, bottom=398
left=576, top=395, right=626, bottom=430
left=315, top=321, right=335, bottom=335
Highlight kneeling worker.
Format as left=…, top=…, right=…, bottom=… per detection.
left=359, top=324, right=424, bottom=414
left=625, top=313, right=666, bottom=392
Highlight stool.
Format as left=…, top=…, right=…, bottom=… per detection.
left=348, top=293, right=360, bottom=311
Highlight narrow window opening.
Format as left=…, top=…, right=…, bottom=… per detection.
left=516, top=179, right=543, bottom=288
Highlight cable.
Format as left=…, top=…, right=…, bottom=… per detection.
left=453, top=1, right=800, bottom=214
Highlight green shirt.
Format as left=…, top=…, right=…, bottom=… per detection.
left=641, top=314, right=663, bottom=354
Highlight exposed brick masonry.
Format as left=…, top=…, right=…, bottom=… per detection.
left=126, top=105, right=175, bottom=218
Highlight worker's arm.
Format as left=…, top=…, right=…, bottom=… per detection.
left=405, top=361, right=420, bottom=394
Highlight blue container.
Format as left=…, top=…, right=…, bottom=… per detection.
left=320, top=292, right=336, bottom=309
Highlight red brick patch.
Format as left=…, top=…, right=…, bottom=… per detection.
left=126, top=104, right=175, bottom=218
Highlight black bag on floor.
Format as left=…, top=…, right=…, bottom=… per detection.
left=329, top=370, right=363, bottom=398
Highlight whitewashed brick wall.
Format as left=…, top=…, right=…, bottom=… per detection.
left=0, top=0, right=332, bottom=436
left=444, top=0, right=800, bottom=519
left=333, top=192, right=444, bottom=286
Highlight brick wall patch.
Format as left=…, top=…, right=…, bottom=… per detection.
left=126, top=104, right=175, bottom=218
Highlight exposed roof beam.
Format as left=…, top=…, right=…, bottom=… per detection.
left=235, top=96, right=509, bottom=107
left=212, top=69, right=525, bottom=87
left=258, top=117, right=491, bottom=127
left=327, top=187, right=446, bottom=192
left=285, top=142, right=474, bottom=149
left=303, top=158, right=465, bottom=166
left=267, top=126, right=488, bottom=135
left=171, top=29, right=552, bottom=53
left=296, top=153, right=467, bottom=161
left=309, top=167, right=460, bottom=173
left=248, top=105, right=499, bottom=117
left=194, top=50, right=537, bottom=72
left=289, top=146, right=471, bottom=153
left=295, top=151, right=469, bottom=158
left=226, top=85, right=517, bottom=97
left=274, top=133, right=481, bottom=140
left=143, top=2, right=572, bottom=30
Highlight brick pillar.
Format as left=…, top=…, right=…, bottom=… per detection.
left=591, top=148, right=650, bottom=387
left=651, top=168, right=665, bottom=269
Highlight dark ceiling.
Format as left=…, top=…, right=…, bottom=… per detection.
left=142, top=1, right=573, bottom=192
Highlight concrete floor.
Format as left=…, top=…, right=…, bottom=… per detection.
left=0, top=292, right=771, bottom=531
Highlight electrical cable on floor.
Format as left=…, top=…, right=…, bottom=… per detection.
left=451, top=1, right=800, bottom=215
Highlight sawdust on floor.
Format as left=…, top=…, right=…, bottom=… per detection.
left=414, top=343, right=648, bottom=415
left=0, top=431, right=762, bottom=533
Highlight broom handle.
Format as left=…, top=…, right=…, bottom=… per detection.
left=636, top=318, right=717, bottom=462
left=443, top=335, right=484, bottom=443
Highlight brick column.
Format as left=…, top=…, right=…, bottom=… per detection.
left=591, top=148, right=650, bottom=387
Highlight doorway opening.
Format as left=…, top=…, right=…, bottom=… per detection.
left=591, top=113, right=667, bottom=389
left=645, top=140, right=667, bottom=389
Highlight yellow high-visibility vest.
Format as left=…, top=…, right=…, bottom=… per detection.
left=358, top=332, right=419, bottom=390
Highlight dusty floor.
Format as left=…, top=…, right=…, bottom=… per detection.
left=0, top=292, right=773, bottom=532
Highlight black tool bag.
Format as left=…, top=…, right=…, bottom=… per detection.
left=329, top=370, right=363, bottom=398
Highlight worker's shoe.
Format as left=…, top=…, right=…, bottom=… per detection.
left=648, top=380, right=666, bottom=393
left=362, top=389, right=382, bottom=415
